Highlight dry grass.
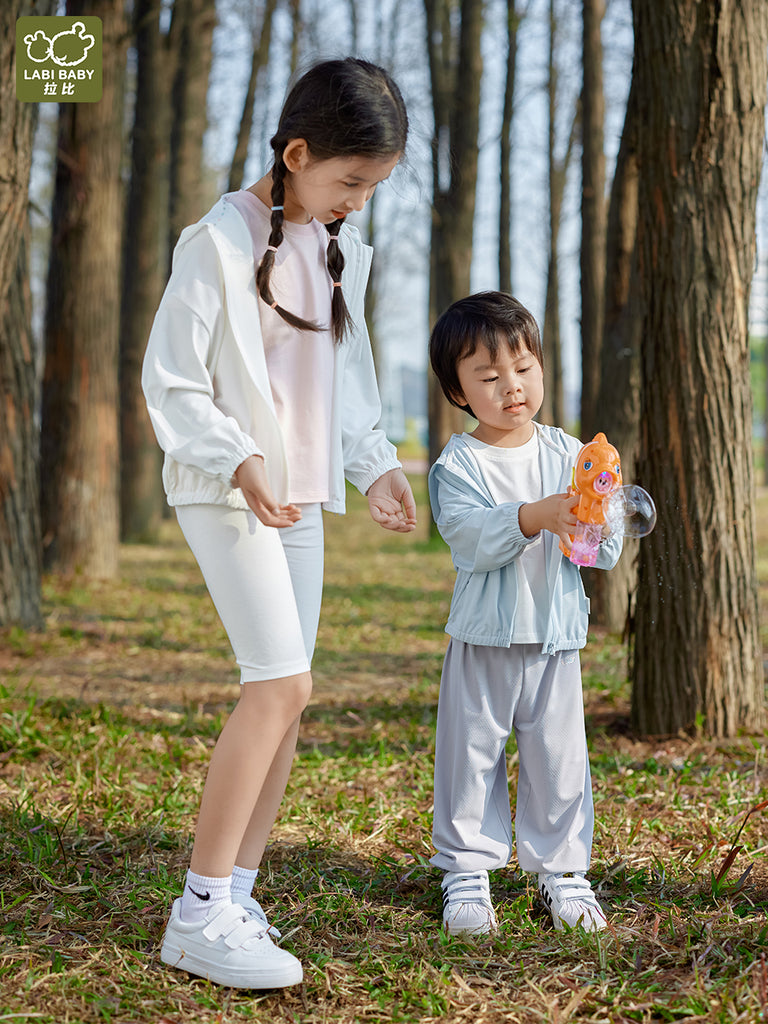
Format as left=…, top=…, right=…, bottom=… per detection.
left=0, top=480, right=766, bottom=1023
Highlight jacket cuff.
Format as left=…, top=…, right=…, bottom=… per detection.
left=348, top=454, right=402, bottom=497
left=225, top=440, right=264, bottom=488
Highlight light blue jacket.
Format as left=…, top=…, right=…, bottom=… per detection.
left=429, top=425, right=622, bottom=654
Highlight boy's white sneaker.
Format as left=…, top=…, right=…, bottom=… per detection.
left=160, top=898, right=303, bottom=988
left=441, top=870, right=497, bottom=936
left=538, top=872, right=607, bottom=932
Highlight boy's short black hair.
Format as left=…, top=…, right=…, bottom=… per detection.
left=429, top=291, right=543, bottom=414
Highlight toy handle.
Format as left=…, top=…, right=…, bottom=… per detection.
left=568, top=521, right=602, bottom=567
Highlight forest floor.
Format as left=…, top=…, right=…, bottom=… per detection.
left=1, top=478, right=767, bottom=1023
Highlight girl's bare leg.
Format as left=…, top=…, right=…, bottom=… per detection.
left=189, top=672, right=312, bottom=878
left=233, top=714, right=302, bottom=870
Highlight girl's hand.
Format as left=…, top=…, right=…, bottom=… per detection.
left=235, top=455, right=302, bottom=528
left=519, top=490, right=578, bottom=548
left=366, top=468, right=417, bottom=533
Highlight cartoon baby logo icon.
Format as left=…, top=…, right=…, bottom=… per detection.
left=17, top=16, right=102, bottom=103
left=24, top=21, right=95, bottom=67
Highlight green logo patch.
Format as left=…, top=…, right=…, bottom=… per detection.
left=16, top=16, right=102, bottom=103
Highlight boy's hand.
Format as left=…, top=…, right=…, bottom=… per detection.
left=367, top=468, right=417, bottom=533
left=519, top=490, right=578, bottom=548
left=235, top=455, right=302, bottom=528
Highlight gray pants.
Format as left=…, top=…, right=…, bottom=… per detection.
left=431, top=640, right=594, bottom=875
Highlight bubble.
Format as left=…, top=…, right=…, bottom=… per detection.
left=603, top=485, right=657, bottom=539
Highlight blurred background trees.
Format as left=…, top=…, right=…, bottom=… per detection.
left=1, top=0, right=767, bottom=739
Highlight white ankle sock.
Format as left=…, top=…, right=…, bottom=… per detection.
left=231, top=865, right=259, bottom=900
left=179, top=870, right=232, bottom=924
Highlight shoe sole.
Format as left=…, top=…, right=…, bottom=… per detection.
left=445, top=922, right=497, bottom=936
left=160, top=940, right=303, bottom=989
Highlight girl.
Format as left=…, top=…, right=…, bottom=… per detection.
left=142, top=58, right=416, bottom=990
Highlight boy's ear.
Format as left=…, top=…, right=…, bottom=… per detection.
left=448, top=388, right=466, bottom=408
left=283, top=138, right=310, bottom=173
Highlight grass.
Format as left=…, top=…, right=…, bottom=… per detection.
left=0, top=477, right=767, bottom=1023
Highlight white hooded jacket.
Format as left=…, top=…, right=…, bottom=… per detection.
left=142, top=194, right=400, bottom=513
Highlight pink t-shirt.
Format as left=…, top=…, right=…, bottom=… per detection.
left=227, top=190, right=335, bottom=504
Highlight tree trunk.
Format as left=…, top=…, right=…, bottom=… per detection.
left=585, top=69, right=641, bottom=631
left=539, top=0, right=574, bottom=429
left=630, top=0, right=767, bottom=738
left=540, top=252, right=562, bottom=427
left=424, top=0, right=484, bottom=474
left=0, top=232, right=42, bottom=629
left=40, top=0, right=128, bottom=577
left=120, top=0, right=170, bottom=542
left=579, top=0, right=606, bottom=441
left=168, top=0, right=216, bottom=255
left=227, top=0, right=277, bottom=194
left=0, top=0, right=56, bottom=627
left=288, top=0, right=301, bottom=75
left=499, top=0, right=521, bottom=295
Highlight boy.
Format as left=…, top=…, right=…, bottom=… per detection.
left=428, top=292, right=621, bottom=936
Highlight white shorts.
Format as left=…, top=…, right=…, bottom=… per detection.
left=176, top=503, right=324, bottom=683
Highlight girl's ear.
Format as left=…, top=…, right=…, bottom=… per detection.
left=283, top=138, right=310, bottom=173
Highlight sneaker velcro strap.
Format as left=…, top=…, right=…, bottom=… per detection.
left=442, top=871, right=492, bottom=905
left=233, top=915, right=269, bottom=946
left=550, top=875, right=593, bottom=899
left=203, top=903, right=266, bottom=945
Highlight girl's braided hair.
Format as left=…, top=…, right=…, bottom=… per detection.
left=256, top=58, right=408, bottom=344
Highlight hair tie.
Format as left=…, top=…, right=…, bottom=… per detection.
left=328, top=235, right=339, bottom=242
left=266, top=245, right=278, bottom=252
left=332, top=281, right=342, bottom=288
left=270, top=300, right=278, bottom=309
left=271, top=205, right=284, bottom=211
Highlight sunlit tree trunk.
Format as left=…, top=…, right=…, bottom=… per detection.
left=40, top=0, right=128, bottom=577
left=630, top=0, right=767, bottom=737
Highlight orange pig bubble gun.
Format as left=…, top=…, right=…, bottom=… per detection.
left=560, top=432, right=656, bottom=568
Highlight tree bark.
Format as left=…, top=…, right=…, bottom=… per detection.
left=227, top=0, right=277, bottom=194
left=288, top=0, right=301, bottom=75
left=120, top=0, right=170, bottom=542
left=539, top=0, right=574, bottom=428
left=579, top=0, right=606, bottom=440
left=0, top=233, right=43, bottom=629
left=630, top=0, right=767, bottom=737
left=424, top=0, right=484, bottom=473
left=40, top=0, right=128, bottom=577
left=585, top=69, right=642, bottom=631
left=0, top=0, right=56, bottom=626
left=499, top=0, right=521, bottom=295
left=168, top=0, right=216, bottom=255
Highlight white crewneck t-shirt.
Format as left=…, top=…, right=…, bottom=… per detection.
left=462, top=431, right=549, bottom=643
left=227, top=190, right=335, bottom=504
